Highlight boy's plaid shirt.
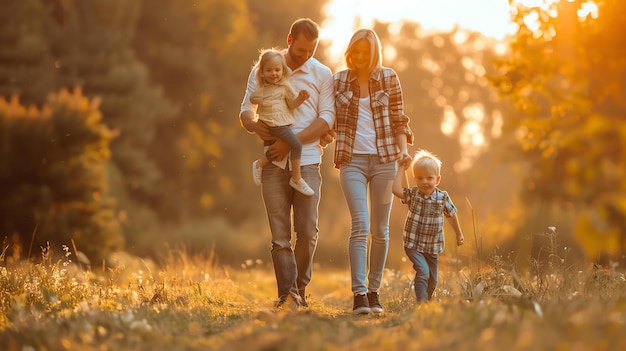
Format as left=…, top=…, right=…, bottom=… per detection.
left=333, top=67, right=413, bottom=168
left=401, top=187, right=457, bottom=254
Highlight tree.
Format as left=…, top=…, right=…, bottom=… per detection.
left=0, top=0, right=58, bottom=105
left=132, top=0, right=259, bottom=224
left=378, top=22, right=506, bottom=175
left=492, top=0, right=626, bottom=258
left=45, top=0, right=179, bottom=236
left=0, top=88, right=122, bottom=262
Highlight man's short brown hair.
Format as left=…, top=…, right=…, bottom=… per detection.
left=290, top=18, right=319, bottom=41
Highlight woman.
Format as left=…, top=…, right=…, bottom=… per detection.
left=334, top=28, right=413, bottom=315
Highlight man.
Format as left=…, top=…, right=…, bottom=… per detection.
left=239, top=18, right=335, bottom=309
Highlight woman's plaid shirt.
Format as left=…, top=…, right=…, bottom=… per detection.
left=333, top=67, right=413, bottom=169
left=401, top=187, right=457, bottom=255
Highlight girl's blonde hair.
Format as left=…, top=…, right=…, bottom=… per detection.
left=344, top=28, right=382, bottom=73
left=254, top=49, right=290, bottom=87
left=412, top=149, right=442, bottom=176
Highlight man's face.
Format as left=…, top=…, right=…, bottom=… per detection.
left=287, top=33, right=318, bottom=69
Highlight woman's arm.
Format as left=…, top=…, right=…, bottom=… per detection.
left=265, top=118, right=330, bottom=161
left=388, top=70, right=414, bottom=145
left=392, top=163, right=407, bottom=200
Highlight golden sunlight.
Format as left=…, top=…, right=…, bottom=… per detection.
left=320, top=0, right=599, bottom=173
left=321, top=0, right=514, bottom=60
left=321, top=0, right=514, bottom=172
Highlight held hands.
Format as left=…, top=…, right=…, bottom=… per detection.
left=398, top=151, right=412, bottom=169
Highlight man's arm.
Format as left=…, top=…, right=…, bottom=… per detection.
left=239, top=69, right=272, bottom=140
left=317, top=67, right=336, bottom=148
left=265, top=118, right=330, bottom=161
left=240, top=110, right=272, bottom=139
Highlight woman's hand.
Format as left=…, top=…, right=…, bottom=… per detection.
left=398, top=151, right=412, bottom=169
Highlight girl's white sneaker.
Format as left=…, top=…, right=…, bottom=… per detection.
left=252, top=160, right=262, bottom=186
left=289, top=178, right=314, bottom=196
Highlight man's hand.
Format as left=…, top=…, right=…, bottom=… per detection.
left=320, top=129, right=336, bottom=148
left=267, top=139, right=290, bottom=161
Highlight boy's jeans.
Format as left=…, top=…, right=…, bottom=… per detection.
left=262, top=163, right=321, bottom=298
left=340, top=155, right=396, bottom=295
left=404, top=247, right=439, bottom=302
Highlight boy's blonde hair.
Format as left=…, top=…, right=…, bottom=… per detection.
left=254, top=49, right=290, bottom=87
left=411, top=149, right=442, bottom=176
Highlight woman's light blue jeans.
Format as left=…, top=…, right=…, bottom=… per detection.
left=340, top=155, right=396, bottom=295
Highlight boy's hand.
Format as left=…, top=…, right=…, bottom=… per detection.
left=456, top=233, right=465, bottom=246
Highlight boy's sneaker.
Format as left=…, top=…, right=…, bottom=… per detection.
left=298, top=289, right=308, bottom=308
left=352, top=293, right=371, bottom=315
left=367, top=292, right=384, bottom=313
left=289, top=177, right=314, bottom=196
left=252, top=160, right=262, bottom=186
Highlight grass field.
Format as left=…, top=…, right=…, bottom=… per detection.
left=1, top=243, right=626, bottom=351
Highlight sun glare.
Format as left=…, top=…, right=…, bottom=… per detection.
left=321, top=0, right=513, bottom=60
left=320, top=0, right=600, bottom=172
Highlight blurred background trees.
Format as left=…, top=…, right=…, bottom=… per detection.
left=493, top=0, right=626, bottom=260
left=0, top=0, right=623, bottom=267
left=0, top=89, right=120, bottom=262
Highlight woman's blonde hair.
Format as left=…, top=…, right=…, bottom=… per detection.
left=344, top=28, right=382, bottom=73
left=254, top=49, right=290, bottom=87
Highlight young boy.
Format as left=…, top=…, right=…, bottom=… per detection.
left=392, top=149, right=464, bottom=303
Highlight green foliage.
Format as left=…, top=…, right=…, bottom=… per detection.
left=246, top=0, right=328, bottom=44
left=492, top=0, right=626, bottom=257
left=0, top=0, right=58, bottom=105
left=132, top=0, right=259, bottom=222
left=49, top=0, right=178, bottom=208
left=0, top=88, right=122, bottom=262
left=0, top=0, right=339, bottom=259
left=376, top=21, right=507, bottom=174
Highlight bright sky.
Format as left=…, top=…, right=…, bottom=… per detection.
left=321, top=0, right=515, bottom=59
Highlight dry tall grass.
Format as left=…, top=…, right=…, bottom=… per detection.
left=1, top=234, right=625, bottom=350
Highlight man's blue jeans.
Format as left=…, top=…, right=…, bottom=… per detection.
left=261, top=163, right=321, bottom=298
left=339, top=155, right=396, bottom=295
left=404, top=247, right=439, bottom=302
